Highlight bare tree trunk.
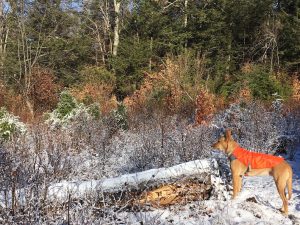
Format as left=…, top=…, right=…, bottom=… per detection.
left=14, top=0, right=47, bottom=120
left=25, top=98, right=35, bottom=119
left=85, top=17, right=106, bottom=65
left=0, top=1, right=2, bottom=18
left=113, top=0, right=121, bottom=56
left=0, top=1, right=3, bottom=70
left=184, top=0, right=188, bottom=52
left=103, top=0, right=111, bottom=58
left=226, top=33, right=232, bottom=74
left=149, top=36, right=153, bottom=71
left=227, top=42, right=231, bottom=73
left=67, top=194, right=71, bottom=225
left=0, top=1, right=9, bottom=81
left=18, top=5, right=35, bottom=119
left=11, top=170, right=17, bottom=216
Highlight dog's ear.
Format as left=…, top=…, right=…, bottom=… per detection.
left=225, top=129, right=232, bottom=140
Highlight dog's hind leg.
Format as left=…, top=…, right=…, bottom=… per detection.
left=272, top=161, right=292, bottom=215
left=287, top=170, right=293, bottom=200
left=275, top=179, right=288, bottom=215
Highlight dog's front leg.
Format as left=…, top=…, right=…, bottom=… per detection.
left=232, top=174, right=242, bottom=199
left=231, top=161, right=243, bottom=199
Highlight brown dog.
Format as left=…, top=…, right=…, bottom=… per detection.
left=212, top=129, right=293, bottom=215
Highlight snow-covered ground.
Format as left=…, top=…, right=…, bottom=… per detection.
left=110, top=149, right=300, bottom=225
left=1, top=148, right=299, bottom=224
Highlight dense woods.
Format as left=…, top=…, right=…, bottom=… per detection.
left=0, top=0, right=299, bottom=121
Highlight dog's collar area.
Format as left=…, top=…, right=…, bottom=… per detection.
left=228, top=154, right=237, bottom=162
left=228, top=153, right=251, bottom=176
left=226, top=145, right=240, bottom=158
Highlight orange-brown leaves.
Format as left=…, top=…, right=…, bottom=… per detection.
left=238, top=86, right=252, bottom=102
left=241, top=62, right=254, bottom=74
left=31, top=67, right=60, bottom=113
left=292, top=74, right=300, bottom=101
left=195, top=89, right=215, bottom=125
left=71, top=66, right=118, bottom=115
left=124, top=59, right=191, bottom=115
left=71, top=83, right=118, bottom=115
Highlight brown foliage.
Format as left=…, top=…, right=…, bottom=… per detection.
left=30, top=67, right=60, bottom=114
left=0, top=81, right=31, bottom=121
left=292, top=74, right=300, bottom=101
left=124, top=59, right=196, bottom=116
left=194, top=89, right=215, bottom=125
left=0, top=81, right=10, bottom=107
left=72, top=83, right=118, bottom=115
left=123, top=72, right=156, bottom=113
left=238, top=86, right=252, bottom=102
left=9, top=95, right=31, bottom=122
left=241, top=62, right=254, bottom=73
left=283, top=74, right=300, bottom=115
left=71, top=65, right=118, bottom=115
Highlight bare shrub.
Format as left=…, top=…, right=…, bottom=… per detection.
left=211, top=100, right=296, bottom=155
left=282, top=100, right=300, bottom=160
left=120, top=114, right=213, bottom=173
left=0, top=115, right=118, bottom=223
left=67, top=115, right=119, bottom=179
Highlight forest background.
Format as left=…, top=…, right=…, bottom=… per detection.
left=1, top=1, right=300, bottom=223
left=0, top=0, right=299, bottom=122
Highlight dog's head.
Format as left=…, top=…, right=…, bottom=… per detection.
left=211, top=129, right=237, bottom=154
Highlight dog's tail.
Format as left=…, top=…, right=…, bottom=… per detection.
left=287, top=169, right=293, bottom=200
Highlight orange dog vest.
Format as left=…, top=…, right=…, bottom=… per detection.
left=231, top=146, right=284, bottom=169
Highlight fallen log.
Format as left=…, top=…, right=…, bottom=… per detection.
left=47, top=158, right=221, bottom=202
left=0, top=158, right=229, bottom=209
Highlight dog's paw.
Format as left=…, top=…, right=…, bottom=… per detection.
left=231, top=195, right=237, bottom=200
left=278, top=208, right=288, bottom=216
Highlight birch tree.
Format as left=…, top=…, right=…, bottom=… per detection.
left=0, top=0, right=9, bottom=81
left=113, top=0, right=121, bottom=56
left=84, top=0, right=112, bottom=65
left=184, top=0, right=188, bottom=50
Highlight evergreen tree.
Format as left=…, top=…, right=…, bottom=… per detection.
left=277, top=0, right=300, bottom=72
